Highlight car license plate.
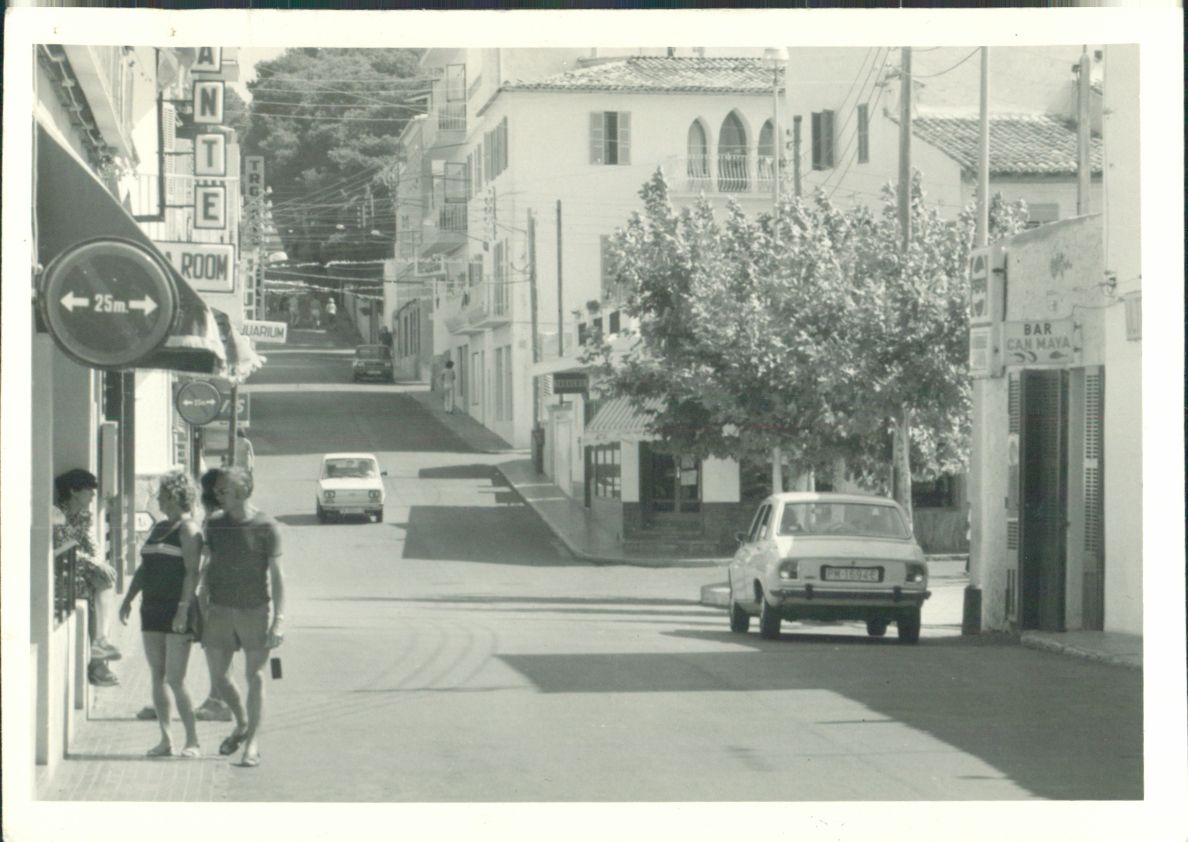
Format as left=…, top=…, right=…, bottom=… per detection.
left=341, top=507, right=364, bottom=514
left=823, top=566, right=882, bottom=583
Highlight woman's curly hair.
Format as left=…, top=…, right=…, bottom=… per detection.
left=157, top=470, right=198, bottom=513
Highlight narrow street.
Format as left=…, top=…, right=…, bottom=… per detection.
left=44, top=328, right=1142, bottom=803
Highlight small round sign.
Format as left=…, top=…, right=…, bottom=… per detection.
left=39, top=238, right=178, bottom=368
left=175, top=380, right=222, bottom=426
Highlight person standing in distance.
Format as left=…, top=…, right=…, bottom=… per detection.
left=201, top=467, right=285, bottom=767
left=440, top=359, right=457, bottom=414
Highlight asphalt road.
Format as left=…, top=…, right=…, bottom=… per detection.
left=221, top=327, right=1142, bottom=802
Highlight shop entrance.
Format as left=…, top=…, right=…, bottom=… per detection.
left=1018, top=369, right=1069, bottom=631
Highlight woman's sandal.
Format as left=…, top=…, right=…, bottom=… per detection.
left=240, top=752, right=261, bottom=768
left=218, top=730, right=247, bottom=756
left=178, top=746, right=201, bottom=759
left=146, top=744, right=173, bottom=758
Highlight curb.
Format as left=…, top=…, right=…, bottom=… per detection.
left=492, top=466, right=728, bottom=569
left=1019, top=633, right=1142, bottom=670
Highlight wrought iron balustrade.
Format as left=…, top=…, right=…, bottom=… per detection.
left=53, top=540, right=80, bottom=627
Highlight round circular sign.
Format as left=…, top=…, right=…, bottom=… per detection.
left=174, top=380, right=222, bottom=426
left=39, top=238, right=178, bottom=368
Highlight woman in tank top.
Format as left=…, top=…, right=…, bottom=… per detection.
left=119, top=470, right=203, bottom=758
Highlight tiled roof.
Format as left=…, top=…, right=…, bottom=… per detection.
left=503, top=57, right=781, bottom=95
left=911, top=113, right=1103, bottom=176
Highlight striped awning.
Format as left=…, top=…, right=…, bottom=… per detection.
left=584, top=396, right=664, bottom=444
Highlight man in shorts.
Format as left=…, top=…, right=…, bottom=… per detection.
left=200, top=467, right=286, bottom=767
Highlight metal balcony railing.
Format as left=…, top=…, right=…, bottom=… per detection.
left=666, top=155, right=788, bottom=196
left=437, top=203, right=468, bottom=234
left=437, top=102, right=466, bottom=133
left=717, top=153, right=750, bottom=193
left=53, top=541, right=80, bottom=627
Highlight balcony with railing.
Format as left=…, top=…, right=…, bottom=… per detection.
left=463, top=279, right=511, bottom=330
left=424, top=98, right=467, bottom=151
left=60, top=45, right=136, bottom=159
left=421, top=201, right=468, bottom=255
left=664, top=154, right=784, bottom=197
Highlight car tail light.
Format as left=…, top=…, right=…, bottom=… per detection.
left=778, top=559, right=799, bottom=580
left=369, top=490, right=381, bottom=500
left=905, top=562, right=927, bottom=584
left=324, top=490, right=336, bottom=501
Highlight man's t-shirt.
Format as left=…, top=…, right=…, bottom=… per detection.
left=205, top=510, right=281, bottom=609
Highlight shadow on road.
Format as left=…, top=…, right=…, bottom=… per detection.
left=417, top=464, right=504, bottom=480
left=395, top=506, right=589, bottom=566
left=495, top=645, right=1142, bottom=801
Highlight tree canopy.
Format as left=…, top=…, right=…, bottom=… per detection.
left=242, top=48, right=424, bottom=263
left=593, top=170, right=1027, bottom=515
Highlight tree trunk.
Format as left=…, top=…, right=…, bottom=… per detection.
left=894, top=406, right=914, bottom=527
left=771, top=446, right=783, bottom=494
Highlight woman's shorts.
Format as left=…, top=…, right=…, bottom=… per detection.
left=203, top=603, right=269, bottom=651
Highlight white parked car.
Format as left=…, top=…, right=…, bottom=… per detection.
left=727, top=492, right=930, bottom=643
left=315, top=453, right=387, bottom=523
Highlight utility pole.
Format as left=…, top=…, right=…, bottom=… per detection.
left=965, top=46, right=990, bottom=636
left=977, top=47, right=990, bottom=248
left=528, top=209, right=541, bottom=429
left=898, top=46, right=913, bottom=252
left=1076, top=46, right=1091, bottom=215
left=555, top=200, right=564, bottom=359
left=769, top=46, right=785, bottom=495
left=893, top=45, right=913, bottom=519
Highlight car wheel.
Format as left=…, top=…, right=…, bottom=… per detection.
left=316, top=502, right=326, bottom=523
left=866, top=619, right=889, bottom=637
left=728, top=594, right=750, bottom=633
left=758, top=592, right=781, bottom=640
left=372, top=507, right=383, bottom=523
left=897, top=608, right=921, bottom=644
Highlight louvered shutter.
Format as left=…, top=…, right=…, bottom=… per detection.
left=617, top=112, right=630, bottom=165
left=822, top=109, right=835, bottom=168
left=1081, top=366, right=1105, bottom=629
left=1005, top=371, right=1021, bottom=624
left=500, top=118, right=509, bottom=173
left=590, top=112, right=605, bottom=164
left=163, top=103, right=180, bottom=206
left=810, top=111, right=822, bottom=170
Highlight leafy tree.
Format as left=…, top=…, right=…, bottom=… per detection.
left=242, top=48, right=424, bottom=263
left=591, top=171, right=864, bottom=479
left=845, top=174, right=1027, bottom=522
left=594, top=169, right=1027, bottom=522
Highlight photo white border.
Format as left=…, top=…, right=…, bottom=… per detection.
left=3, top=8, right=1183, bottom=842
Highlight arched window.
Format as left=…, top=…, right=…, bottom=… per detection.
left=686, top=121, right=709, bottom=189
left=718, top=112, right=748, bottom=192
left=758, top=120, right=775, bottom=189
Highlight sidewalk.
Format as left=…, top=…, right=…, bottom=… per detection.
left=37, top=610, right=235, bottom=800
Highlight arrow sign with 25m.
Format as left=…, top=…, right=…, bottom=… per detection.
left=40, top=239, right=178, bottom=368
left=175, top=380, right=222, bottom=426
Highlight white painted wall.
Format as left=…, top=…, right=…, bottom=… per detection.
left=1100, top=45, right=1142, bottom=635
left=134, top=370, right=177, bottom=474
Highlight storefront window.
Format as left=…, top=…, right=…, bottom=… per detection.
left=589, top=443, right=621, bottom=500
left=648, top=449, right=701, bottom=513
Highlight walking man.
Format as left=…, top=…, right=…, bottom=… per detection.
left=440, top=359, right=457, bottom=414
left=200, top=467, right=285, bottom=767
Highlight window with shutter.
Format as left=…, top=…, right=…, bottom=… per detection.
left=499, top=117, right=509, bottom=174
left=1005, top=371, right=1021, bottom=624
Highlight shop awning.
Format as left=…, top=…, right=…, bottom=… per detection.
left=35, top=123, right=225, bottom=374
left=584, top=396, right=664, bottom=444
